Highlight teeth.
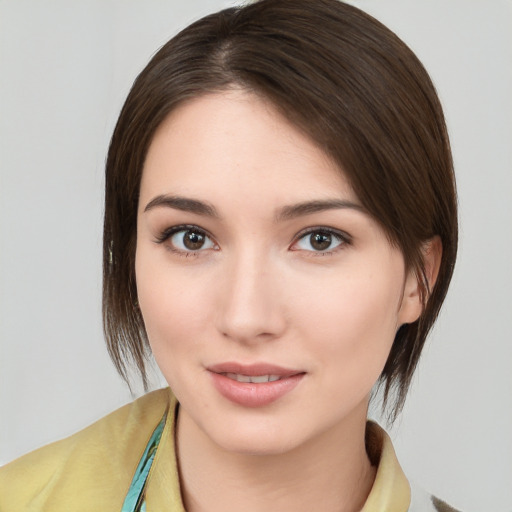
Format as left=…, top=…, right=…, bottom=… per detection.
left=251, top=375, right=273, bottom=383
left=224, top=373, right=282, bottom=383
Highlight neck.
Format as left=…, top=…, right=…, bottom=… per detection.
left=176, top=401, right=376, bottom=512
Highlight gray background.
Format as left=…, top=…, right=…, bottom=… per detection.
left=1, top=1, right=511, bottom=511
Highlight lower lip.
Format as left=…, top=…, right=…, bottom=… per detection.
left=209, top=372, right=304, bottom=407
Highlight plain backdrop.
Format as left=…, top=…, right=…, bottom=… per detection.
left=1, top=1, right=511, bottom=511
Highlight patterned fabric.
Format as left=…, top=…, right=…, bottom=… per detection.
left=121, top=413, right=166, bottom=512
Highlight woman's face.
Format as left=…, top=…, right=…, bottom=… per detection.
left=136, top=90, right=422, bottom=455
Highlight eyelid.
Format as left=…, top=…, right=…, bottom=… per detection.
left=290, top=226, right=352, bottom=252
left=154, top=224, right=217, bottom=250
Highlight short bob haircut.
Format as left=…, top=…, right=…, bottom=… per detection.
left=103, top=0, right=457, bottom=420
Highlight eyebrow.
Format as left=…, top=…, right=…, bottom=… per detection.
left=276, top=199, right=366, bottom=221
left=143, top=194, right=365, bottom=221
left=144, top=195, right=220, bottom=218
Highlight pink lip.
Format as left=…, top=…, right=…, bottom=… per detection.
left=208, top=362, right=301, bottom=377
left=207, top=362, right=305, bottom=408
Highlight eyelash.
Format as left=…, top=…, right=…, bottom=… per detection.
left=291, top=227, right=351, bottom=256
left=154, top=224, right=351, bottom=257
left=154, top=224, right=217, bottom=257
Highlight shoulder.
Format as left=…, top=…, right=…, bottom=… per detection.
left=409, top=482, right=462, bottom=512
left=0, top=388, right=171, bottom=512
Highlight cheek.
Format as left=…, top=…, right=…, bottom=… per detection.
left=289, top=265, right=402, bottom=384
left=135, top=248, right=211, bottom=358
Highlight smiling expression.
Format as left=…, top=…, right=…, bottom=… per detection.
left=135, top=90, right=422, bottom=455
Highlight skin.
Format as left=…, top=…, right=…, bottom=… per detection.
left=135, top=90, right=428, bottom=512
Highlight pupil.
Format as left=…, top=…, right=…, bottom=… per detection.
left=184, top=231, right=205, bottom=250
left=311, top=232, right=331, bottom=251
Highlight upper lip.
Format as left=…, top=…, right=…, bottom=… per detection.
left=208, top=362, right=303, bottom=377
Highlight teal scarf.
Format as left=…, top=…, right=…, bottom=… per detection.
left=121, top=413, right=167, bottom=512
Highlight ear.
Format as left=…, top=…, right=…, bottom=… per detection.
left=398, top=236, right=443, bottom=325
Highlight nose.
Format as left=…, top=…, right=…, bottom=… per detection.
left=215, top=250, right=287, bottom=344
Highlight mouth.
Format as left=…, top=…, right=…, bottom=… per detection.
left=207, top=362, right=305, bottom=407
left=208, top=362, right=303, bottom=379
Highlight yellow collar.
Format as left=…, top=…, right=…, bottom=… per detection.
left=362, top=421, right=411, bottom=511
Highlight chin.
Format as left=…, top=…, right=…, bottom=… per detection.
left=200, top=411, right=314, bottom=457
left=214, top=429, right=303, bottom=457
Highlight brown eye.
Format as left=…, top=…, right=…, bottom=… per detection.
left=294, top=229, right=344, bottom=253
left=310, top=232, right=332, bottom=251
left=183, top=230, right=206, bottom=250
left=168, top=227, right=216, bottom=252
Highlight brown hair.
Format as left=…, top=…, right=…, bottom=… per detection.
left=103, top=0, right=457, bottom=419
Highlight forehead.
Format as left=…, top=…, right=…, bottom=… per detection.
left=140, top=90, right=358, bottom=210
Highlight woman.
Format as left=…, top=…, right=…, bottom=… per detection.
left=0, top=1, right=459, bottom=510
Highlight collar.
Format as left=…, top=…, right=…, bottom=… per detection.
left=362, top=421, right=411, bottom=511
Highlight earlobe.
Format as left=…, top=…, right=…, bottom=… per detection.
left=398, top=236, right=443, bottom=325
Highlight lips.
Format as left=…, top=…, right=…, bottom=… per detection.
left=208, top=362, right=302, bottom=377
left=208, top=362, right=305, bottom=407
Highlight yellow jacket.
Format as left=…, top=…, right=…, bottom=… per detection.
left=0, top=388, right=456, bottom=511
